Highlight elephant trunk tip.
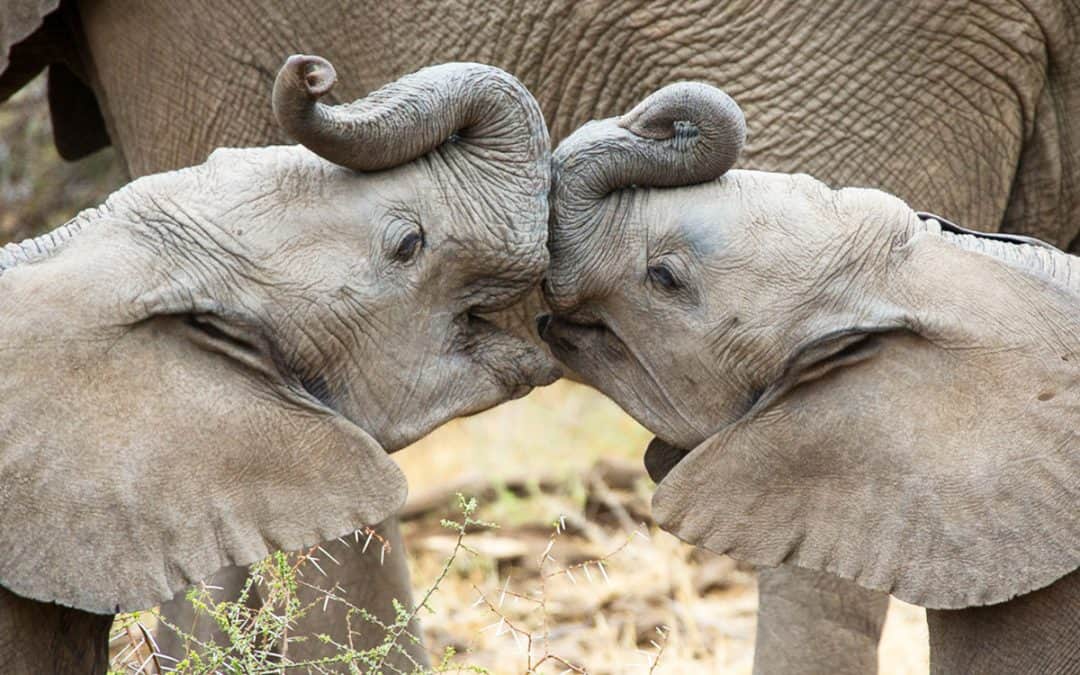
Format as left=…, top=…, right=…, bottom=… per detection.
left=617, top=81, right=747, bottom=176
left=280, top=54, right=337, bottom=99
left=272, top=54, right=339, bottom=154
left=551, top=80, right=747, bottom=213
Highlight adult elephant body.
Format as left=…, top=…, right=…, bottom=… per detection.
left=7, top=0, right=1075, bottom=254
left=3, top=0, right=1078, bottom=671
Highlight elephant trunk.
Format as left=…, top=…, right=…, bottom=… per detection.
left=547, top=83, right=746, bottom=309
left=272, top=54, right=549, bottom=176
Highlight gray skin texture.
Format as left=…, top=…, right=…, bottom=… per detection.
left=542, top=84, right=1080, bottom=673
left=0, top=57, right=555, bottom=673
left=755, top=566, right=890, bottom=675
left=3, top=1, right=1079, bottom=671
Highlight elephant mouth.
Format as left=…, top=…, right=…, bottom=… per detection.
left=539, top=315, right=704, bottom=484
left=463, top=312, right=563, bottom=395
left=536, top=314, right=614, bottom=357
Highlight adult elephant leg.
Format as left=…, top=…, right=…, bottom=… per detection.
left=154, top=564, right=262, bottom=663
left=753, top=566, right=889, bottom=675
left=288, top=518, right=428, bottom=670
left=0, top=586, right=112, bottom=674
left=927, top=569, right=1080, bottom=675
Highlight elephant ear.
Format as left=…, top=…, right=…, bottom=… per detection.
left=0, top=219, right=407, bottom=614
left=0, top=0, right=58, bottom=80
left=652, top=235, right=1080, bottom=610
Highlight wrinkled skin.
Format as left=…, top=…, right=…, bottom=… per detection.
left=0, top=58, right=555, bottom=673
left=3, top=1, right=1077, bottom=251
left=543, top=85, right=1080, bottom=673
left=3, top=1, right=1079, bottom=671
left=545, top=166, right=1078, bottom=456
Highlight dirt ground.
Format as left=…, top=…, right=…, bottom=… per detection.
left=392, top=381, right=930, bottom=674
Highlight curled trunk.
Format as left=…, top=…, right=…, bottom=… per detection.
left=548, top=82, right=745, bottom=308
left=272, top=54, right=548, bottom=178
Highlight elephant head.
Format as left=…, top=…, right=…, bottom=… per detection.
left=542, top=83, right=1080, bottom=610
left=0, top=55, right=557, bottom=614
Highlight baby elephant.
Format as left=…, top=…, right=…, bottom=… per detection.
left=0, top=55, right=556, bottom=673
left=542, top=84, right=1079, bottom=674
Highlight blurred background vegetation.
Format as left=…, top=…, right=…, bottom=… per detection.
left=0, top=75, right=929, bottom=673
left=0, top=74, right=125, bottom=242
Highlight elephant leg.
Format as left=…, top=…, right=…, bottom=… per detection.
left=753, top=565, right=890, bottom=675
left=154, top=519, right=425, bottom=670
left=927, top=568, right=1080, bottom=675
left=288, top=517, right=429, bottom=671
left=153, top=563, right=262, bottom=663
left=0, top=585, right=112, bottom=674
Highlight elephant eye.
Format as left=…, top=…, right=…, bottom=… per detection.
left=647, top=263, right=680, bottom=290
left=393, top=230, right=424, bottom=262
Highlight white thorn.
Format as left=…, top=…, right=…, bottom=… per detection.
left=541, top=539, right=554, bottom=561
left=511, top=627, right=524, bottom=651
left=135, top=653, right=156, bottom=673
left=498, top=576, right=510, bottom=609
left=317, top=545, right=340, bottom=566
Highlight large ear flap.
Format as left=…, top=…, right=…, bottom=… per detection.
left=652, top=236, right=1080, bottom=610
left=0, top=1, right=60, bottom=91
left=0, top=221, right=407, bottom=614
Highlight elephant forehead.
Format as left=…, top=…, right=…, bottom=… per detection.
left=546, top=191, right=643, bottom=313
left=436, top=197, right=550, bottom=301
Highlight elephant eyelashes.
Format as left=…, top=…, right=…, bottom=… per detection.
left=299, top=372, right=335, bottom=408
left=647, top=263, right=680, bottom=290
left=393, top=231, right=424, bottom=262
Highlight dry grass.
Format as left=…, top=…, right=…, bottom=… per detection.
left=393, top=381, right=930, bottom=673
